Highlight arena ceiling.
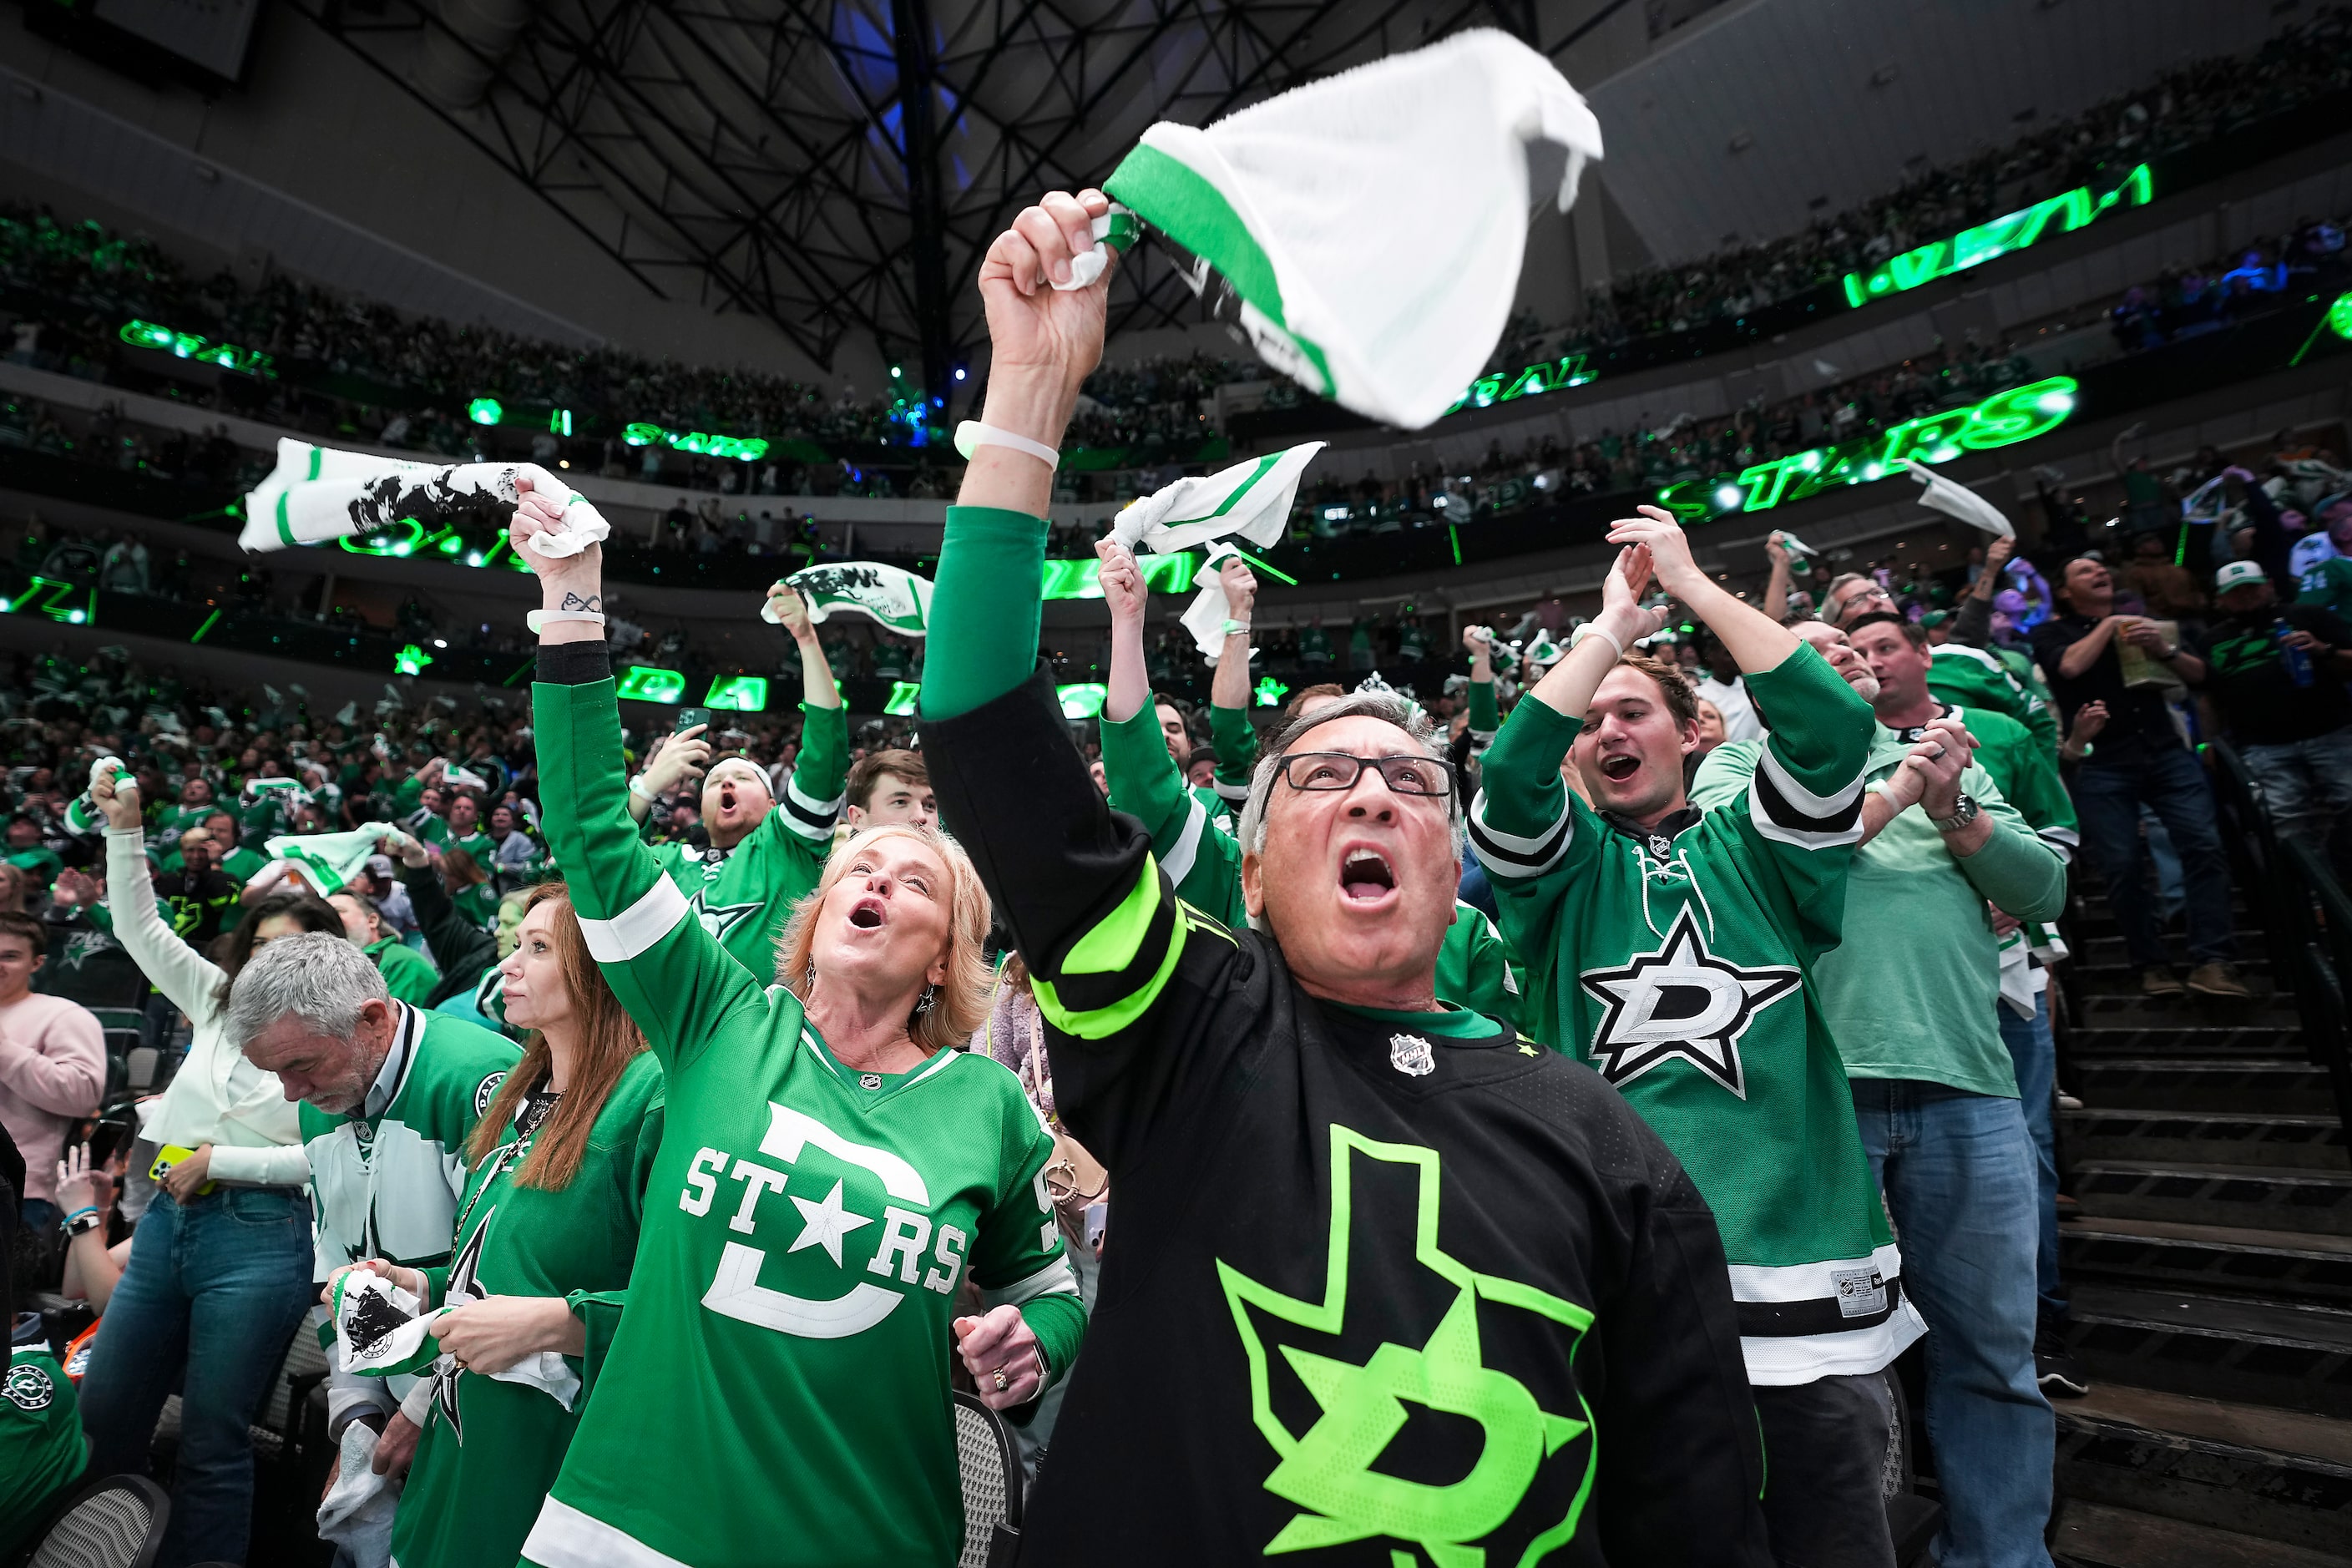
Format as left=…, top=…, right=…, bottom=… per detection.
left=287, top=0, right=1635, bottom=387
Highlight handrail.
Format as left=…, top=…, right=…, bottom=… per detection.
left=2208, top=740, right=2352, bottom=1163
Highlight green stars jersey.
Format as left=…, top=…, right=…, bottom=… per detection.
left=365, top=935, right=442, bottom=1005
left=391, top=1052, right=665, bottom=1568
left=1097, top=706, right=1520, bottom=1028
left=525, top=649, right=1083, bottom=1568
left=1470, top=646, right=1925, bottom=1385
left=925, top=661, right=1770, bottom=1567
left=0, top=1345, right=84, bottom=1556
left=647, top=701, right=849, bottom=979
left=1927, top=643, right=2056, bottom=756
left=2299, top=554, right=2352, bottom=621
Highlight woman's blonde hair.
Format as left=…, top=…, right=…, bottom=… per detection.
left=465, top=883, right=648, bottom=1189
left=773, top=823, right=993, bottom=1056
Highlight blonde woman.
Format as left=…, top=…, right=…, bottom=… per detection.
left=331, top=882, right=662, bottom=1568
left=512, top=500, right=1085, bottom=1568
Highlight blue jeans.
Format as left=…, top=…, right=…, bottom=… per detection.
left=2070, top=746, right=2235, bottom=969
left=2241, top=724, right=2352, bottom=863
left=1996, top=993, right=2065, bottom=1318
left=1852, top=1080, right=2053, bottom=1568
left=77, top=1186, right=317, bottom=1568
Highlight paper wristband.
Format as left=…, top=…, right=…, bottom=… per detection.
left=953, top=422, right=1061, bottom=470
left=528, top=610, right=608, bottom=635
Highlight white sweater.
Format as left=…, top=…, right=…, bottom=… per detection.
left=103, top=829, right=310, bottom=1187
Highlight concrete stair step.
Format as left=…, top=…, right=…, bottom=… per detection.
left=2052, top=1497, right=2352, bottom=1568
left=2062, top=1109, right=2349, bottom=1171
left=2061, top=1216, right=2352, bottom=1309
left=2071, top=1060, right=2339, bottom=1116
left=2063, top=1283, right=2352, bottom=1419
left=2073, top=1159, right=2352, bottom=1237
left=2054, top=1383, right=2352, bottom=1559
left=2076, top=934, right=2269, bottom=974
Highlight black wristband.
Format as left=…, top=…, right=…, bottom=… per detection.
left=537, top=638, right=613, bottom=686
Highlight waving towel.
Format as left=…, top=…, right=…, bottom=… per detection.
left=1898, top=459, right=2015, bottom=540
left=1103, top=29, right=1601, bottom=430
left=330, top=1271, right=579, bottom=1410
left=266, top=823, right=399, bottom=896
left=769, top=563, right=933, bottom=636
left=241, top=438, right=611, bottom=558
left=1110, top=443, right=1324, bottom=555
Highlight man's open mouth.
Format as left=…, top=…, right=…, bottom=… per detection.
left=1340, top=851, right=1395, bottom=903
left=719, top=787, right=740, bottom=813
left=1599, top=754, right=1641, bottom=782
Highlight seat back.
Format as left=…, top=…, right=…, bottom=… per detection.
left=951, top=1391, right=1023, bottom=1568
left=25, top=1474, right=169, bottom=1568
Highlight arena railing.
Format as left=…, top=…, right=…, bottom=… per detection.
left=2208, top=739, right=2352, bottom=1165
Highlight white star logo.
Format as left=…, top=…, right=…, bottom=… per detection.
left=787, top=1178, right=873, bottom=1268
left=1578, top=908, right=1800, bottom=1099
left=688, top=888, right=767, bottom=945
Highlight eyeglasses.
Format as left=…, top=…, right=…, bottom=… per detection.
left=1272, top=751, right=1456, bottom=799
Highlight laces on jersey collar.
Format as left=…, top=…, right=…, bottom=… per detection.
left=1598, top=807, right=1717, bottom=941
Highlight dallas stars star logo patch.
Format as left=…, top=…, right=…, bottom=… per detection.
left=432, top=1203, right=495, bottom=1442
left=1578, top=907, right=1799, bottom=1099
left=687, top=888, right=766, bottom=945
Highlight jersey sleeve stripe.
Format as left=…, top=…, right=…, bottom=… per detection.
left=576, top=876, right=692, bottom=963
left=780, top=777, right=847, bottom=841
left=1754, top=744, right=1864, bottom=822
left=1034, top=869, right=1186, bottom=1039
left=1161, top=794, right=1211, bottom=886
left=524, top=1497, right=692, bottom=1568
left=1467, top=787, right=1573, bottom=878
left=981, top=1254, right=1081, bottom=1311
left=2037, top=825, right=2078, bottom=863
left=1213, top=777, right=1251, bottom=805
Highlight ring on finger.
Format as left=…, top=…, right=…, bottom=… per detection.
left=990, top=1368, right=1009, bottom=1393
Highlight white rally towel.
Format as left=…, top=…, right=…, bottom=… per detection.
left=768, top=563, right=933, bottom=636
left=1897, top=459, right=2015, bottom=540
left=1102, top=29, right=1601, bottom=430
left=266, top=822, right=400, bottom=897
left=240, top=438, right=611, bottom=558
left=1110, top=443, right=1323, bottom=555
left=1179, top=544, right=1252, bottom=664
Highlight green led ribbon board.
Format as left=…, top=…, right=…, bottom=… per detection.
left=1656, top=376, right=2077, bottom=521
left=883, top=680, right=923, bottom=716
left=704, top=675, right=769, bottom=712
left=624, top=422, right=770, bottom=463
left=1844, top=165, right=2151, bottom=306
left=615, top=666, right=687, bottom=704
left=1445, top=353, right=1596, bottom=417
left=118, top=319, right=276, bottom=378
left=1040, top=554, right=1197, bottom=600
left=880, top=680, right=1107, bottom=721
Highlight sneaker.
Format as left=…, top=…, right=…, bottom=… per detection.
left=2036, top=1319, right=2091, bottom=1398
left=2140, top=966, right=2186, bottom=998
left=2186, top=961, right=2252, bottom=999
left=2056, top=1091, right=2083, bottom=1110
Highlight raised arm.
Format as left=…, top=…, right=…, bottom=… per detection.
left=511, top=496, right=766, bottom=1073
left=91, top=768, right=229, bottom=1021
left=1099, top=539, right=1152, bottom=726
left=766, top=584, right=852, bottom=846
left=1762, top=532, right=1796, bottom=624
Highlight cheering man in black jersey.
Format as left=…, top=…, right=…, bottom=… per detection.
left=918, top=186, right=1771, bottom=1568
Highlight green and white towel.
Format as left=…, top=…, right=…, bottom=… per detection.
left=330, top=1271, right=579, bottom=1409
left=240, top=438, right=611, bottom=558
left=1111, top=442, right=1323, bottom=556
left=771, top=563, right=933, bottom=637
left=266, top=823, right=398, bottom=896
left=1102, top=28, right=1601, bottom=430
left=1899, top=459, right=2014, bottom=539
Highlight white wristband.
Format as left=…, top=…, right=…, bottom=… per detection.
left=954, top=421, right=1060, bottom=471
left=628, top=775, right=657, bottom=803
left=1570, top=623, right=1625, bottom=659
left=529, top=610, right=607, bottom=635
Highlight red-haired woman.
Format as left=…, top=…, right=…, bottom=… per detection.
left=331, top=883, right=663, bottom=1568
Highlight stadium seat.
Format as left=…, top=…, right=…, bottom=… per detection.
left=19, top=1474, right=169, bottom=1568
left=951, top=1390, right=1023, bottom=1568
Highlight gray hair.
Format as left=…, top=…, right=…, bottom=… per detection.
left=227, top=931, right=389, bottom=1050
left=1235, top=691, right=1467, bottom=858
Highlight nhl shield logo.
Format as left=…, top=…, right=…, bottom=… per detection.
left=1388, top=1033, right=1436, bottom=1077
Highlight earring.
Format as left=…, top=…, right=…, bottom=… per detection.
left=913, top=984, right=937, bottom=1016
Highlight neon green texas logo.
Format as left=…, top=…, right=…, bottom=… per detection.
left=1217, top=1126, right=1597, bottom=1567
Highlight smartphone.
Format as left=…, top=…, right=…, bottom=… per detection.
left=675, top=707, right=712, bottom=735
left=1084, top=1200, right=1108, bottom=1255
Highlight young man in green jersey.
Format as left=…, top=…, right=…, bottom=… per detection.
left=228, top=932, right=518, bottom=1469
left=916, top=185, right=1771, bottom=1567
left=3, top=1132, right=88, bottom=1558
left=1709, top=614, right=2071, bottom=1567
left=1847, top=613, right=2087, bottom=1398
left=842, top=750, right=936, bottom=832
left=1095, top=538, right=1522, bottom=1027
left=620, top=580, right=849, bottom=975
left=1474, top=512, right=1923, bottom=1567
left=329, top=889, right=441, bottom=1005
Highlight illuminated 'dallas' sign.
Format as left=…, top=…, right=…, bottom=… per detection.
left=624, top=422, right=770, bottom=463
left=118, top=319, right=276, bottom=378
left=1655, top=376, right=2078, bottom=522
left=1844, top=164, right=2152, bottom=307
left=1445, top=352, right=1596, bottom=417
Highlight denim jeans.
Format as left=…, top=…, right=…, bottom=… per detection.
left=1995, top=993, right=2066, bottom=1318
left=78, top=1186, right=317, bottom=1568
left=2241, top=724, right=2352, bottom=866
left=1851, top=1080, right=2053, bottom=1568
left=1753, top=1372, right=1896, bottom=1568
left=2069, top=746, right=2236, bottom=969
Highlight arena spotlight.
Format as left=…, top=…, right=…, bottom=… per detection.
left=1715, top=485, right=1743, bottom=508
left=468, top=397, right=503, bottom=426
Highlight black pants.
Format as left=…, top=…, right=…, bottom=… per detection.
left=1754, top=1372, right=1896, bottom=1568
